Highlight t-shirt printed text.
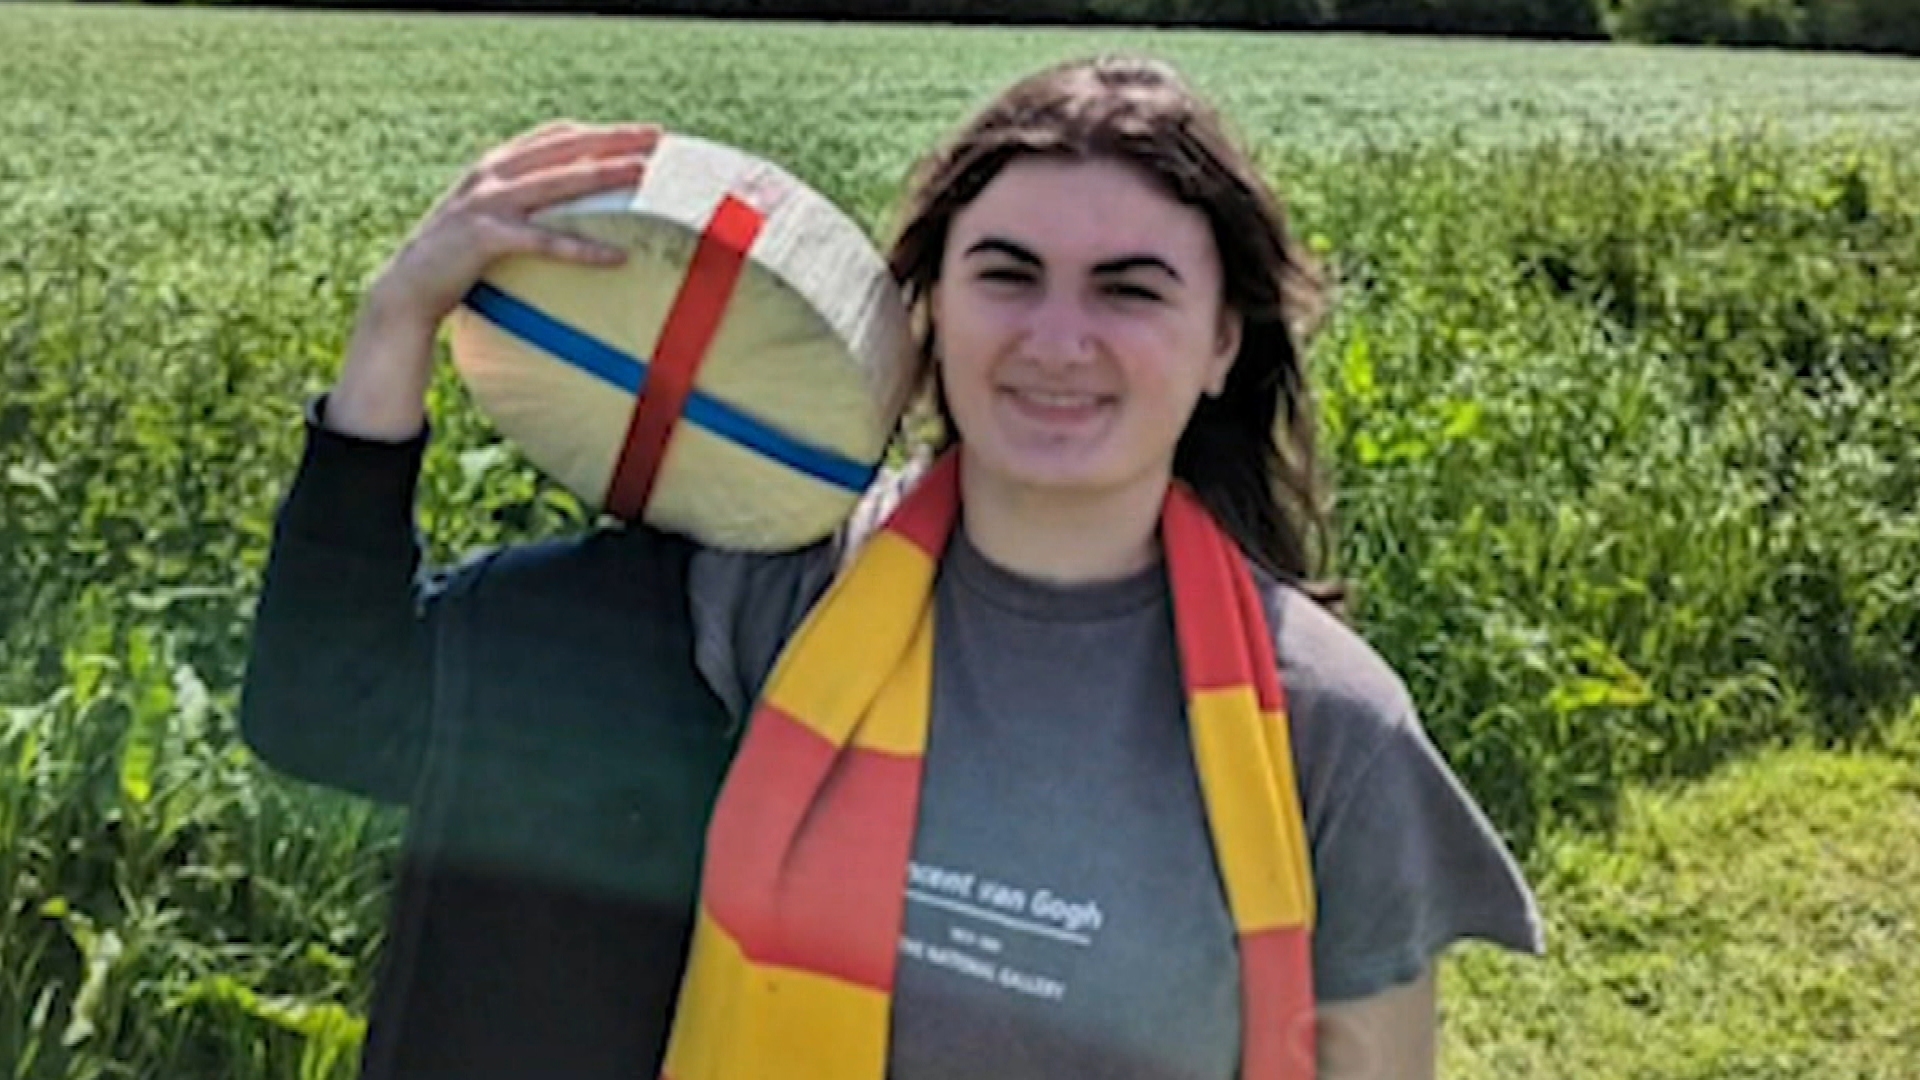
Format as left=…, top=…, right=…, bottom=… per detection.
left=900, top=859, right=1106, bottom=1003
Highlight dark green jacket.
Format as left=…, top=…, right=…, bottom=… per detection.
left=239, top=396, right=740, bottom=1080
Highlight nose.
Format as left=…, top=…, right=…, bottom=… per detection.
left=1020, top=291, right=1096, bottom=367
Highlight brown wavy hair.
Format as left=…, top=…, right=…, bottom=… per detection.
left=884, top=53, right=1345, bottom=609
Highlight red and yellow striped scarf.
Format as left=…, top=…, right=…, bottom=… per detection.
left=663, top=450, right=1318, bottom=1079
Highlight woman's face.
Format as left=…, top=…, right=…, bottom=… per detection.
left=931, top=156, right=1240, bottom=502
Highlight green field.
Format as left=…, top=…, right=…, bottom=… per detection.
left=3, top=5, right=1919, bottom=1078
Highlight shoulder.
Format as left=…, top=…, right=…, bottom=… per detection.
left=1248, top=568, right=1547, bottom=1000
left=415, top=523, right=732, bottom=707
left=449, top=520, right=706, bottom=627
left=434, top=524, right=717, bottom=685
left=686, top=451, right=935, bottom=624
left=1250, top=567, right=1419, bottom=783
left=687, top=530, right=844, bottom=632
left=685, top=456, right=932, bottom=721
left=699, top=452, right=946, bottom=717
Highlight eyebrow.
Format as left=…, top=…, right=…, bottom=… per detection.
left=962, top=236, right=1184, bottom=284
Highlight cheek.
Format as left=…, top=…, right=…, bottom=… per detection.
left=933, top=293, right=1009, bottom=386
left=941, top=284, right=1014, bottom=338
left=1123, top=319, right=1216, bottom=398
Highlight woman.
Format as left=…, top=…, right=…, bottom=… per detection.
left=242, top=53, right=1541, bottom=1080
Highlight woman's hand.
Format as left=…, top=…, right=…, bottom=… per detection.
left=327, top=120, right=660, bottom=441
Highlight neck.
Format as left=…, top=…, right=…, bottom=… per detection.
left=956, top=450, right=1169, bottom=585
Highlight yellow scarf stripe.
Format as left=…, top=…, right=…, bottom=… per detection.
left=664, top=911, right=890, bottom=1080
left=852, top=607, right=935, bottom=757
left=1253, top=701, right=1315, bottom=931
left=1189, top=688, right=1313, bottom=931
left=1226, top=516, right=1316, bottom=931
left=763, top=529, right=938, bottom=746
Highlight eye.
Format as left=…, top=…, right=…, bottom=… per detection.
left=1103, top=282, right=1163, bottom=303
left=977, top=267, right=1035, bottom=285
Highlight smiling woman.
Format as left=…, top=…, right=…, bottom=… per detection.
left=241, top=50, right=1542, bottom=1080
left=689, top=54, right=1545, bottom=1080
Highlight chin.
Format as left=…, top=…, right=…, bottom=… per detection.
left=961, top=443, right=1138, bottom=499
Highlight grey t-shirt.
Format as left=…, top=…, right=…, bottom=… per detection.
left=688, top=524, right=1542, bottom=1079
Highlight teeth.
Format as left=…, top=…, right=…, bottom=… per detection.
left=1016, top=390, right=1098, bottom=408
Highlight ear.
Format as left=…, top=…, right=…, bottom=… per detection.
left=1205, top=308, right=1242, bottom=398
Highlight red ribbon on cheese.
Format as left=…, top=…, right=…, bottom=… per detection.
left=607, top=193, right=766, bottom=519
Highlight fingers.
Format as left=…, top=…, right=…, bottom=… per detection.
left=423, top=120, right=660, bottom=286
left=488, top=155, right=648, bottom=216
left=480, top=118, right=585, bottom=167
left=490, top=123, right=661, bottom=182
left=472, top=215, right=629, bottom=267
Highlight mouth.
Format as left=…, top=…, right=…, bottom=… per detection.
left=997, top=386, right=1118, bottom=427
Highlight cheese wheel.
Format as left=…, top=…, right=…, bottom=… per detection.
left=447, top=132, right=916, bottom=552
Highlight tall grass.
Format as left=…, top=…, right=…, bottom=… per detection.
left=1304, top=129, right=1920, bottom=845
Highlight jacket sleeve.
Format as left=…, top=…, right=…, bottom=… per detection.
left=238, top=394, right=488, bottom=806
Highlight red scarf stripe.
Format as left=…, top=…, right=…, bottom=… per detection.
left=700, top=705, right=837, bottom=953
left=701, top=705, right=915, bottom=993
left=883, top=453, right=962, bottom=559
left=1227, top=537, right=1289, bottom=717
left=759, top=742, right=922, bottom=992
left=1240, top=926, right=1319, bottom=1080
left=1164, top=485, right=1260, bottom=693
